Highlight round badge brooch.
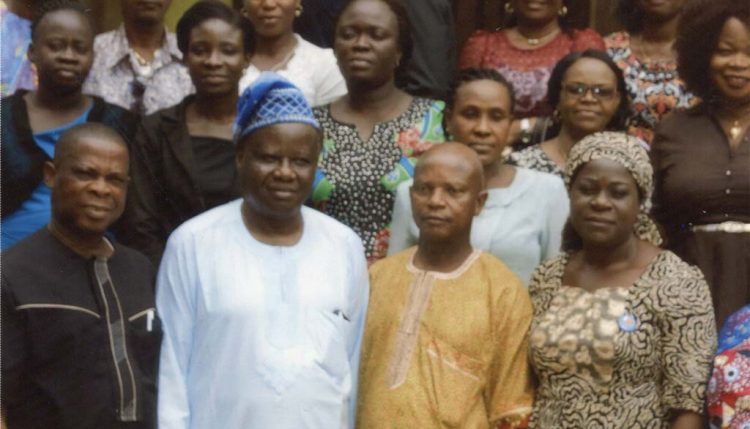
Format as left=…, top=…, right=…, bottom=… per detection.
left=618, top=312, right=638, bottom=332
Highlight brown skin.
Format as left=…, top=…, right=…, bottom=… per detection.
left=236, top=123, right=320, bottom=246
left=120, top=0, right=172, bottom=62
left=446, top=79, right=516, bottom=189
left=542, top=57, right=622, bottom=168
left=410, top=144, right=487, bottom=273
left=241, top=0, right=299, bottom=71
left=26, top=9, right=94, bottom=133
left=43, top=134, right=130, bottom=255
left=563, top=158, right=700, bottom=429
left=330, top=0, right=412, bottom=142
left=183, top=18, right=251, bottom=141
left=631, top=0, right=685, bottom=63
left=710, top=17, right=750, bottom=149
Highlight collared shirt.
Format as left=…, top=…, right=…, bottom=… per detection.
left=0, top=1, right=36, bottom=96
left=1, top=228, right=161, bottom=429
left=83, top=24, right=193, bottom=115
left=157, top=200, right=369, bottom=429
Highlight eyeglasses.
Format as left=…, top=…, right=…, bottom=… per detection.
left=563, top=83, right=617, bottom=100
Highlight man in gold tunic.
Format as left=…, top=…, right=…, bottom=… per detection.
left=357, top=144, right=534, bottom=429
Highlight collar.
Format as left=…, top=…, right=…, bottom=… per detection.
left=48, top=223, right=115, bottom=260
left=103, top=24, right=183, bottom=70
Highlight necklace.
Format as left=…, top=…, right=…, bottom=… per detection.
left=730, top=120, right=742, bottom=141
left=516, top=27, right=560, bottom=46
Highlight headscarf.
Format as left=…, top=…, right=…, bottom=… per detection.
left=564, top=131, right=663, bottom=247
left=233, top=72, right=320, bottom=143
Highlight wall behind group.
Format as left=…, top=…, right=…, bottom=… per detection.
left=83, top=0, right=232, bottom=33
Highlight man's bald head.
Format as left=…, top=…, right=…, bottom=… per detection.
left=54, top=123, right=128, bottom=167
left=415, top=143, right=485, bottom=193
left=410, top=143, right=488, bottom=247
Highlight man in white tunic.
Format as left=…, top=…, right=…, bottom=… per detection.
left=157, top=73, right=369, bottom=429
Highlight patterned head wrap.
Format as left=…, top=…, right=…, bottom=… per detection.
left=564, top=131, right=663, bottom=247
left=233, top=72, right=320, bottom=143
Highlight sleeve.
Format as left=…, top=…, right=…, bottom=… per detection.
left=387, top=181, right=418, bottom=256
left=458, top=31, right=490, bottom=70
left=0, top=279, right=27, bottom=410
left=156, top=231, right=199, bottom=429
left=312, top=48, right=348, bottom=107
left=572, top=28, right=606, bottom=52
left=487, top=273, right=534, bottom=429
left=540, top=175, right=568, bottom=261
left=345, top=235, right=370, bottom=429
left=126, top=119, right=170, bottom=265
left=655, top=270, right=717, bottom=414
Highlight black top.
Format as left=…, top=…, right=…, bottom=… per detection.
left=1, top=229, right=160, bottom=429
left=190, top=135, right=239, bottom=210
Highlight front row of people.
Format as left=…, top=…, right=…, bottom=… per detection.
left=2, top=72, right=729, bottom=429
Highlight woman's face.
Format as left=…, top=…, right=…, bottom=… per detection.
left=557, top=58, right=621, bottom=138
left=569, top=158, right=641, bottom=248
left=710, top=17, right=750, bottom=106
left=185, top=18, right=249, bottom=97
left=334, top=0, right=401, bottom=88
left=29, top=9, right=94, bottom=94
left=513, top=0, right=564, bottom=26
left=242, top=0, right=299, bottom=39
left=635, top=0, right=685, bottom=22
left=447, top=79, right=513, bottom=167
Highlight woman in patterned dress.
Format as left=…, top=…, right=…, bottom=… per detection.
left=459, top=0, right=604, bottom=146
left=509, top=50, right=629, bottom=178
left=527, top=131, right=716, bottom=428
left=605, top=0, right=697, bottom=145
left=310, top=0, right=445, bottom=263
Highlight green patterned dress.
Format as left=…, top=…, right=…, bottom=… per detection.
left=311, top=98, right=445, bottom=262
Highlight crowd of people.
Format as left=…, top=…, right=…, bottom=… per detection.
left=0, top=0, right=748, bottom=428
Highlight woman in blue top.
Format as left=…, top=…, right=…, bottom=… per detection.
left=388, top=68, right=568, bottom=284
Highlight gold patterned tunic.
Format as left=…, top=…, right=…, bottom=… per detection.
left=358, top=249, right=533, bottom=428
left=528, top=251, right=717, bottom=428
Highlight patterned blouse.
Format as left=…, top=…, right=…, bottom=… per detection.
left=708, top=305, right=750, bottom=429
left=508, top=145, right=563, bottom=178
left=528, top=251, right=717, bottom=428
left=311, top=98, right=445, bottom=262
left=605, top=32, right=698, bottom=145
left=459, top=29, right=604, bottom=118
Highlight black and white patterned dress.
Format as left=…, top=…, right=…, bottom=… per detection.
left=528, top=251, right=717, bottom=428
left=508, top=145, right=563, bottom=179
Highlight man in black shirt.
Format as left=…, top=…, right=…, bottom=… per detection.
left=1, top=123, right=161, bottom=429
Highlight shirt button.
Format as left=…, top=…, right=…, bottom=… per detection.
left=726, top=170, right=732, bottom=176
left=726, top=189, right=732, bottom=195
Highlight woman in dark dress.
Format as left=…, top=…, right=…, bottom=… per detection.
left=128, top=1, right=254, bottom=263
left=651, top=0, right=750, bottom=327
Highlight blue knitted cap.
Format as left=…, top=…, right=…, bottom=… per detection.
left=233, top=72, right=320, bottom=143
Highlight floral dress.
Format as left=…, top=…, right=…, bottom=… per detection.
left=528, top=251, right=717, bottom=428
left=311, top=98, right=445, bottom=262
left=605, top=32, right=698, bottom=145
left=708, top=305, right=750, bottom=429
left=508, top=144, right=563, bottom=179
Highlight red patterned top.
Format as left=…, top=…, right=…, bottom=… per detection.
left=459, top=28, right=605, bottom=118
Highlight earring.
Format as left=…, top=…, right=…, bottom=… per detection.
left=295, top=5, right=303, bottom=17
left=558, top=6, right=568, bottom=16
left=552, top=109, right=561, bottom=123
left=504, top=2, right=514, bottom=14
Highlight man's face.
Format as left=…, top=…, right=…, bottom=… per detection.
left=121, top=0, right=172, bottom=26
left=237, top=123, right=319, bottom=220
left=410, top=152, right=486, bottom=243
left=44, top=136, right=130, bottom=238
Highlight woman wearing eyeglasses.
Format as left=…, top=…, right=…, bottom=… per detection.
left=509, top=49, right=630, bottom=178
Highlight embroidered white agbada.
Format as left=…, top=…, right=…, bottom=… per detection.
left=157, top=200, right=369, bottom=429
